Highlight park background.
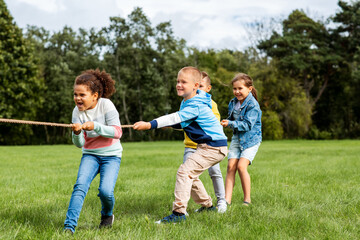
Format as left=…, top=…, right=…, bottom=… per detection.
left=0, top=1, right=359, bottom=239
left=1, top=0, right=359, bottom=144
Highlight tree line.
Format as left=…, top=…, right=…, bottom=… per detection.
left=0, top=0, right=359, bottom=145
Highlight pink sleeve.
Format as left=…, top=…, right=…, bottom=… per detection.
left=113, top=125, right=123, bottom=139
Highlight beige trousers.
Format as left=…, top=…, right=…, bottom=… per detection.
left=172, top=144, right=228, bottom=214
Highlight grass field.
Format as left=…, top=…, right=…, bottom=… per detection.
left=0, top=140, right=359, bottom=239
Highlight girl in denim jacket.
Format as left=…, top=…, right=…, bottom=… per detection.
left=221, top=73, right=262, bottom=206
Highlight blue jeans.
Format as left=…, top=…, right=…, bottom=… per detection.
left=64, top=154, right=121, bottom=232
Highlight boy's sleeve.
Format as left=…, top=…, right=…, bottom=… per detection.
left=228, top=105, right=260, bottom=132
left=149, top=112, right=182, bottom=129
left=149, top=105, right=199, bottom=129
left=93, top=100, right=122, bottom=139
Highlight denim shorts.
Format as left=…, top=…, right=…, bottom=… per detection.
left=228, top=136, right=260, bottom=164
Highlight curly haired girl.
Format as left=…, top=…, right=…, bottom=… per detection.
left=64, top=69, right=122, bottom=234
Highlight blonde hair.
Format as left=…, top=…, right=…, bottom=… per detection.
left=231, top=73, right=258, bottom=102
left=178, top=66, right=202, bottom=83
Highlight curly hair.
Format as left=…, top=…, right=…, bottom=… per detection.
left=74, top=69, right=116, bottom=99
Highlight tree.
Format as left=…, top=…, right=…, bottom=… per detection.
left=0, top=0, right=44, bottom=144
left=102, top=9, right=158, bottom=140
left=103, top=7, right=188, bottom=141
left=245, top=52, right=312, bottom=138
left=333, top=0, right=360, bottom=62
left=323, top=0, right=360, bottom=138
left=25, top=26, right=104, bottom=143
left=154, top=21, right=188, bottom=116
left=258, top=10, right=340, bottom=108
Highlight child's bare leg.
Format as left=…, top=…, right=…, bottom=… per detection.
left=237, top=157, right=251, bottom=203
left=225, top=158, right=239, bottom=204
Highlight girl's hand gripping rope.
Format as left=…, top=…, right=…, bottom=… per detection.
left=82, top=121, right=94, bottom=131
left=221, top=119, right=229, bottom=127
left=72, top=123, right=82, bottom=135
left=72, top=121, right=94, bottom=134
left=133, top=121, right=151, bottom=131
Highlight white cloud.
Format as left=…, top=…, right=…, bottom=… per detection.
left=5, top=0, right=344, bottom=50
left=16, top=0, right=65, bottom=13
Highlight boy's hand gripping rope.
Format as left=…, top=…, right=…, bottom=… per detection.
left=0, top=118, right=133, bottom=128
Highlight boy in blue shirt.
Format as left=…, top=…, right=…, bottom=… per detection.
left=183, top=71, right=227, bottom=213
left=133, top=66, right=228, bottom=223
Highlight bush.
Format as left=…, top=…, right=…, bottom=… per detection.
left=262, top=110, right=283, bottom=140
left=307, top=126, right=332, bottom=140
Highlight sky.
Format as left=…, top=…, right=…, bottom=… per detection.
left=4, top=0, right=344, bottom=51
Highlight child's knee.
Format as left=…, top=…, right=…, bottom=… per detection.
left=178, top=159, right=201, bottom=177
left=237, top=158, right=250, bottom=173
left=177, top=165, right=188, bottom=176
left=177, top=169, right=196, bottom=181
left=237, top=164, right=248, bottom=173
left=208, top=168, right=221, bottom=178
left=73, top=183, right=90, bottom=193
left=227, top=162, right=237, bottom=172
left=98, top=188, right=113, bottom=199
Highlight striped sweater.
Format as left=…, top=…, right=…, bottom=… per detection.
left=71, top=98, right=123, bottom=157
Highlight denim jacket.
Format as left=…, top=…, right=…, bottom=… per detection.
left=227, top=92, right=262, bottom=150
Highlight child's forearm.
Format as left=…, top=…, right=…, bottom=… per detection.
left=72, top=131, right=85, bottom=148
left=149, top=112, right=182, bottom=129
left=228, top=120, right=252, bottom=131
left=133, top=121, right=151, bottom=130
left=93, top=122, right=122, bottom=139
left=228, top=107, right=260, bottom=131
left=228, top=115, right=257, bottom=131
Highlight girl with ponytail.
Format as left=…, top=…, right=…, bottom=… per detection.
left=64, top=69, right=122, bottom=234
left=221, top=73, right=262, bottom=206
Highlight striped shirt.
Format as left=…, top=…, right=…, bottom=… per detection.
left=71, top=98, right=123, bottom=157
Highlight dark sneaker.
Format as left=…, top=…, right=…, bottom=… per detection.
left=99, top=214, right=114, bottom=228
left=155, top=213, right=186, bottom=224
left=195, top=206, right=217, bottom=213
left=63, top=228, right=74, bottom=235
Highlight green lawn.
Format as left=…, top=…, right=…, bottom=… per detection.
left=0, top=140, right=359, bottom=239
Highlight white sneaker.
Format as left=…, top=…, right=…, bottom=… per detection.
left=217, top=202, right=227, bottom=213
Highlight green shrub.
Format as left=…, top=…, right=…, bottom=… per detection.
left=307, top=126, right=332, bottom=140
left=262, top=110, right=284, bottom=140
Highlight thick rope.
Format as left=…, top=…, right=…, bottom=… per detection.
left=0, top=118, right=133, bottom=128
